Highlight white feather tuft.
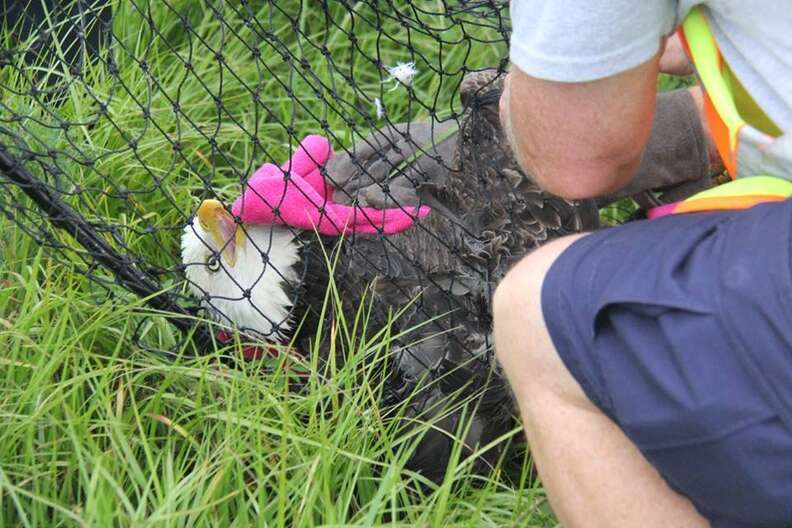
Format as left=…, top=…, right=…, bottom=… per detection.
left=374, top=97, right=384, bottom=119
left=385, top=61, right=417, bottom=88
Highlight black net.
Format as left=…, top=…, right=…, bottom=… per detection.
left=0, top=0, right=526, bottom=478
left=0, top=0, right=516, bottom=346
left=7, top=0, right=691, bottom=481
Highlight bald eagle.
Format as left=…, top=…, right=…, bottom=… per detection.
left=181, top=70, right=600, bottom=481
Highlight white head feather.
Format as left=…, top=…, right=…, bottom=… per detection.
left=181, top=200, right=301, bottom=342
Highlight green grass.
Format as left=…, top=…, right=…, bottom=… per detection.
left=0, top=1, right=560, bottom=525
left=0, top=246, right=551, bottom=526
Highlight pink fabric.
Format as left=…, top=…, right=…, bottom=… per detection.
left=217, top=329, right=273, bottom=360
left=646, top=202, right=679, bottom=220
left=216, top=330, right=306, bottom=368
left=231, top=135, right=430, bottom=235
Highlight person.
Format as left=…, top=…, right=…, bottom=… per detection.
left=494, top=2, right=792, bottom=527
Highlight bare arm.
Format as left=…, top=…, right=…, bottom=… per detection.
left=500, top=49, right=662, bottom=199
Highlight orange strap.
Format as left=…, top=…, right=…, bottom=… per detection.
left=676, top=26, right=738, bottom=179
left=650, top=9, right=790, bottom=218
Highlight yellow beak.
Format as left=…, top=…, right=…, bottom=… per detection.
left=196, top=199, right=245, bottom=267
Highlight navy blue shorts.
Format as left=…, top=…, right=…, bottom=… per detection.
left=542, top=200, right=792, bottom=527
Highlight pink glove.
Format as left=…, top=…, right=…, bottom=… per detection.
left=231, top=135, right=430, bottom=235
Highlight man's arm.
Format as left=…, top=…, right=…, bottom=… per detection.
left=501, top=50, right=662, bottom=200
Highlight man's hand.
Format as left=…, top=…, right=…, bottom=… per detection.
left=500, top=49, right=662, bottom=199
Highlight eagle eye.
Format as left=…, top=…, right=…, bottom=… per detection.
left=205, top=254, right=221, bottom=273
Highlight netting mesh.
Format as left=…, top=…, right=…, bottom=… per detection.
left=0, top=0, right=620, bottom=481
left=1, top=0, right=515, bottom=347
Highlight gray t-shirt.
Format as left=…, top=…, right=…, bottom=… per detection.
left=509, top=1, right=792, bottom=132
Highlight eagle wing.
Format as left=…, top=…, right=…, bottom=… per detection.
left=322, top=69, right=599, bottom=480
left=326, top=69, right=598, bottom=358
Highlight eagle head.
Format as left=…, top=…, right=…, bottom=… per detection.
left=181, top=199, right=302, bottom=342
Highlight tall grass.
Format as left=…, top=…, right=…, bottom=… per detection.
left=0, top=241, right=550, bottom=526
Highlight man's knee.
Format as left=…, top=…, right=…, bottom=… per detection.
left=493, top=235, right=582, bottom=408
left=492, top=250, right=545, bottom=357
left=493, top=234, right=588, bottom=395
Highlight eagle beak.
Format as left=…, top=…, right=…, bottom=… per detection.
left=196, top=199, right=245, bottom=267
